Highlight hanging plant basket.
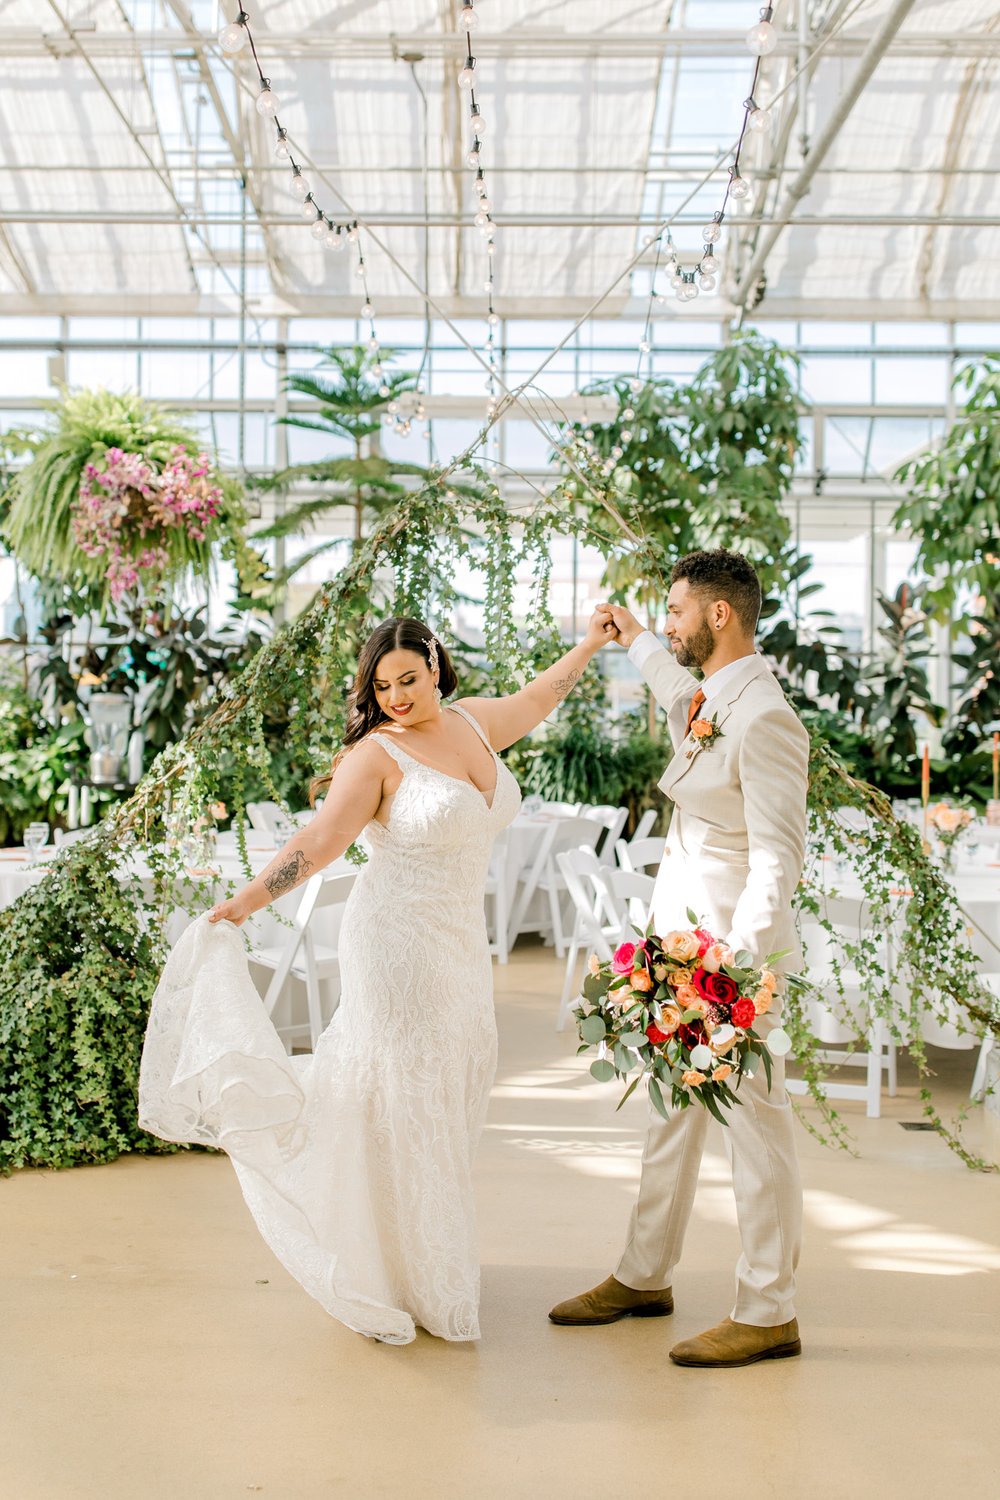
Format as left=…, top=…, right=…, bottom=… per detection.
left=3, top=387, right=246, bottom=610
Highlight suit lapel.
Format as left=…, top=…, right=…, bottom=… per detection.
left=660, top=656, right=771, bottom=796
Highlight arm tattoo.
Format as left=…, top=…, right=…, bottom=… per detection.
left=551, top=668, right=581, bottom=702
left=263, top=848, right=314, bottom=898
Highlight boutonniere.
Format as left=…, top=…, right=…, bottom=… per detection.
left=686, top=713, right=724, bottom=759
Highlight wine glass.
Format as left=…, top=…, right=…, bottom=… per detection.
left=24, top=821, right=50, bottom=865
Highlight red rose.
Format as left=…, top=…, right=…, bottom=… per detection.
left=645, top=1022, right=670, bottom=1046
left=612, top=941, right=637, bottom=975
left=693, top=969, right=738, bottom=1005
left=693, top=927, right=714, bottom=956
left=731, top=997, right=756, bottom=1029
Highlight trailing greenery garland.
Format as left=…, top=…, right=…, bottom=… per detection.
left=1, top=445, right=997, bottom=1172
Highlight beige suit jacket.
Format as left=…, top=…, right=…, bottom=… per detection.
left=639, top=643, right=809, bottom=973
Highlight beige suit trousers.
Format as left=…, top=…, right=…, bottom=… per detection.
left=615, top=1044, right=802, bottom=1327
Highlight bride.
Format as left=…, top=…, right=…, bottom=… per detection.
left=139, top=610, right=616, bottom=1344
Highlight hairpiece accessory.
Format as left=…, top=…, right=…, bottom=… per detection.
left=426, top=635, right=440, bottom=675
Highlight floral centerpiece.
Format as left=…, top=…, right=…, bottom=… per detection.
left=575, top=910, right=801, bottom=1126
left=927, top=799, right=974, bottom=871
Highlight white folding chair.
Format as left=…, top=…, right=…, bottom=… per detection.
left=554, top=848, right=625, bottom=1030
left=631, top=808, right=658, bottom=843
left=616, top=835, right=667, bottom=873
left=580, top=805, right=629, bottom=865
left=486, top=827, right=512, bottom=965
left=917, top=971, right=996, bottom=1100
left=785, top=917, right=898, bottom=1118
left=593, top=865, right=656, bottom=936
left=531, top=816, right=604, bottom=957
left=249, top=870, right=356, bottom=1051
left=246, top=800, right=283, bottom=834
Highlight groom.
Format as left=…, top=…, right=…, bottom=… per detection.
left=550, top=548, right=810, bottom=1367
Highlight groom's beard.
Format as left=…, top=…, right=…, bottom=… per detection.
left=671, top=617, right=715, bottom=670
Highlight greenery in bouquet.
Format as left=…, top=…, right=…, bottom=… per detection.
left=575, top=911, right=800, bottom=1127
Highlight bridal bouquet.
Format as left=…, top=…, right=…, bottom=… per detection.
left=575, top=911, right=801, bottom=1126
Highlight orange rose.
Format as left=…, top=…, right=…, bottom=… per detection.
left=674, top=982, right=700, bottom=1007
left=753, top=987, right=773, bottom=1015
left=760, top=969, right=777, bottom=992
left=690, top=719, right=714, bottom=739
left=657, top=1005, right=682, bottom=1036
left=679, top=993, right=710, bottom=1018
left=664, top=930, right=700, bottom=963
left=653, top=964, right=668, bottom=982
left=681, top=1069, right=707, bottom=1086
left=712, top=1064, right=733, bottom=1083
left=630, top=969, right=653, bottom=992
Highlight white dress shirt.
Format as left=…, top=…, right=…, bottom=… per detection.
left=627, top=630, right=758, bottom=705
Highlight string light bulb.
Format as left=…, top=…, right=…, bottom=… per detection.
left=467, top=146, right=481, bottom=168
left=702, top=219, right=723, bottom=243
left=746, top=9, right=778, bottom=57
left=274, top=127, right=290, bottom=160
left=459, top=59, right=476, bottom=89
left=219, top=13, right=249, bottom=53
left=290, top=168, right=310, bottom=199
left=748, top=105, right=771, bottom=134
left=700, top=251, right=720, bottom=277
left=256, top=80, right=279, bottom=116
left=469, top=107, right=485, bottom=135
left=326, top=223, right=344, bottom=250
left=459, top=3, right=478, bottom=29
left=729, top=169, right=752, bottom=201
left=698, top=273, right=717, bottom=293
left=310, top=213, right=327, bottom=241
left=361, top=300, right=373, bottom=318
left=300, top=196, right=316, bottom=221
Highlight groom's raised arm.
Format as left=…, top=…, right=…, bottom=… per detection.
left=610, top=606, right=697, bottom=715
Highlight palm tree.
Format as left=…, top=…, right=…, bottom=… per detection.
left=254, top=346, right=425, bottom=591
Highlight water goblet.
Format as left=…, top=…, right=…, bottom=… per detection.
left=24, top=821, right=50, bottom=865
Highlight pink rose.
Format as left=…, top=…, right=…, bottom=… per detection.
left=693, top=927, right=714, bottom=956
left=612, top=942, right=637, bottom=975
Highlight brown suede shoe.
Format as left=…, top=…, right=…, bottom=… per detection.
left=548, top=1275, right=674, bottom=1326
left=669, top=1316, right=801, bottom=1368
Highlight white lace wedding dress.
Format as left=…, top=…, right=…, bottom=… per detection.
left=139, top=704, right=521, bottom=1344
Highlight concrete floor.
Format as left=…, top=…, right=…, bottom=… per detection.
left=2, top=941, right=998, bottom=1500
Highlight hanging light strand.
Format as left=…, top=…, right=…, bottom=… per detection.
left=218, top=7, right=385, bottom=378
left=660, top=3, right=775, bottom=308
left=458, top=3, right=499, bottom=418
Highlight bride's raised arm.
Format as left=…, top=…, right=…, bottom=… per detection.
left=208, top=739, right=389, bottom=926
left=459, top=606, right=617, bottom=752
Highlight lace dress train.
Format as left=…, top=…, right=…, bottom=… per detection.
left=139, top=704, right=521, bottom=1344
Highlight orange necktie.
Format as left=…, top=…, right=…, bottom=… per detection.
left=685, top=688, right=706, bottom=736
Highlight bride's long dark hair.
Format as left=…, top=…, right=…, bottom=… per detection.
left=310, top=617, right=458, bottom=803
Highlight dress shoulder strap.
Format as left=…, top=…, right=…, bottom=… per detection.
left=369, top=732, right=412, bottom=773
left=449, top=702, right=495, bottom=753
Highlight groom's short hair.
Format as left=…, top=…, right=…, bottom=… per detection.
left=671, top=549, right=762, bottom=633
